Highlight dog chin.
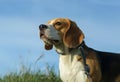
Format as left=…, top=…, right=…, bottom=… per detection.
left=42, top=37, right=59, bottom=45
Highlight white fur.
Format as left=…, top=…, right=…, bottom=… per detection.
left=44, top=24, right=60, bottom=40
left=45, top=19, right=60, bottom=40
left=59, top=54, right=88, bottom=82
left=43, top=20, right=89, bottom=82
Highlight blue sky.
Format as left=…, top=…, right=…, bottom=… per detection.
left=0, top=0, right=120, bottom=76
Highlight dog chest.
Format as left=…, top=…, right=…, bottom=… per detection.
left=59, top=55, right=88, bottom=82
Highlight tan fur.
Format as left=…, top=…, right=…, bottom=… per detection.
left=63, top=20, right=84, bottom=48
left=40, top=18, right=100, bottom=82
left=85, top=50, right=101, bottom=82
left=115, top=75, right=120, bottom=82
left=40, top=18, right=120, bottom=82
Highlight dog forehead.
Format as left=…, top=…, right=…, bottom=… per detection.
left=47, top=19, right=55, bottom=25
left=47, top=18, right=69, bottom=25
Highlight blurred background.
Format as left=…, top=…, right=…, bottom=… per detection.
left=0, top=0, right=120, bottom=76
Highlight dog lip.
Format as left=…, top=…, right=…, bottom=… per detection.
left=53, top=40, right=59, bottom=43
left=40, top=31, right=45, bottom=37
left=40, top=32, right=60, bottom=44
left=40, top=33, right=44, bottom=37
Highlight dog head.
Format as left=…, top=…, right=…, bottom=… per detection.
left=39, top=18, right=84, bottom=50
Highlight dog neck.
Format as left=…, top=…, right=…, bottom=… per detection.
left=54, top=41, right=88, bottom=55
left=55, top=41, right=89, bottom=82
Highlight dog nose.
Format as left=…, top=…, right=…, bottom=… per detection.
left=39, top=24, right=48, bottom=30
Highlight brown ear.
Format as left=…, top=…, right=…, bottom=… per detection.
left=63, top=20, right=84, bottom=48
left=44, top=44, right=53, bottom=50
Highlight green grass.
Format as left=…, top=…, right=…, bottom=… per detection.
left=0, top=66, right=62, bottom=82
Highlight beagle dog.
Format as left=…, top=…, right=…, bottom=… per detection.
left=39, top=18, right=120, bottom=82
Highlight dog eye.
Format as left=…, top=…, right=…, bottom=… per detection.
left=55, top=22, right=62, bottom=25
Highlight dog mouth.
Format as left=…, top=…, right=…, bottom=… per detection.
left=53, top=40, right=59, bottom=43
left=40, top=31, right=45, bottom=37
left=40, top=32, right=59, bottom=44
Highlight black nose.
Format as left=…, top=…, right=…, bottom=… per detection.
left=39, top=24, right=48, bottom=30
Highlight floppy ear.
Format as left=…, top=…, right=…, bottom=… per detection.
left=63, top=20, right=84, bottom=48
left=44, top=44, right=53, bottom=50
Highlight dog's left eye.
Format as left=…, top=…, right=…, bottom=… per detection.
left=55, top=22, right=62, bottom=26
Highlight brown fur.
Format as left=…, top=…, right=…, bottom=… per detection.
left=63, top=20, right=84, bottom=48
left=40, top=18, right=120, bottom=82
